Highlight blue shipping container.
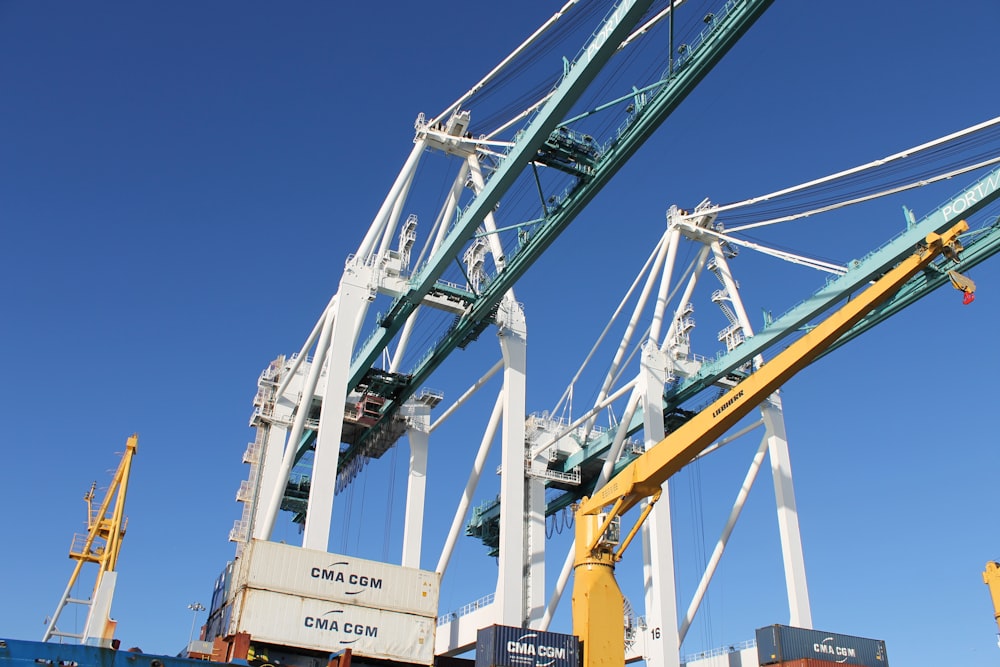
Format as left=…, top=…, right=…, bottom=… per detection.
left=756, top=625, right=888, bottom=667
left=475, top=625, right=580, bottom=667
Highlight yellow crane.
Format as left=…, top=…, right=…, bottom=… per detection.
left=983, top=562, right=1000, bottom=647
left=43, top=434, right=138, bottom=647
left=571, top=222, right=973, bottom=667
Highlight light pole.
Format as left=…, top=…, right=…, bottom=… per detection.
left=187, top=602, right=206, bottom=647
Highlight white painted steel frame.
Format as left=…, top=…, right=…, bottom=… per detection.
left=236, top=3, right=830, bottom=655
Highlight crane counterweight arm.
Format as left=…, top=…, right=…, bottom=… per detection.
left=572, top=221, right=969, bottom=667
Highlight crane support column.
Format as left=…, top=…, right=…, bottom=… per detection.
left=304, top=260, right=376, bottom=551
left=401, top=400, right=431, bottom=568
left=761, top=397, right=813, bottom=627
left=526, top=456, right=547, bottom=627
left=638, top=343, right=681, bottom=667
left=496, top=298, right=531, bottom=625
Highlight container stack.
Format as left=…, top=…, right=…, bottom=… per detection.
left=475, top=625, right=580, bottom=667
left=756, top=625, right=888, bottom=667
left=221, top=540, right=440, bottom=665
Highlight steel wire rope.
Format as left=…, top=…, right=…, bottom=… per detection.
left=400, top=303, right=463, bottom=376
left=550, top=234, right=667, bottom=420
left=474, top=0, right=680, bottom=145
left=546, top=507, right=569, bottom=539
left=701, top=139, right=1000, bottom=271
left=472, top=0, right=677, bottom=145
left=395, top=314, right=436, bottom=374
left=465, top=1, right=711, bottom=272
left=477, top=174, right=551, bottom=272
left=354, top=461, right=371, bottom=554
left=624, top=0, right=698, bottom=88
left=700, top=118, right=1000, bottom=229
left=550, top=505, right=570, bottom=537
left=568, top=0, right=720, bottom=144
left=477, top=1, right=602, bottom=100
left=688, top=457, right=714, bottom=652
left=434, top=4, right=587, bottom=133
left=719, top=150, right=1000, bottom=235
left=408, top=162, right=454, bottom=276
left=710, top=156, right=967, bottom=231
left=564, top=11, right=652, bottom=139
left=474, top=77, right=561, bottom=139
left=382, top=444, right=398, bottom=562
left=560, top=0, right=682, bottom=145
left=339, top=463, right=357, bottom=552
left=465, top=0, right=607, bottom=133
left=563, top=246, right=670, bottom=431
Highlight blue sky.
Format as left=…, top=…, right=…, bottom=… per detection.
left=2, top=1, right=1000, bottom=666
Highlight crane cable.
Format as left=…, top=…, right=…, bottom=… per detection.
left=726, top=153, right=1000, bottom=234
left=680, top=115, right=1000, bottom=229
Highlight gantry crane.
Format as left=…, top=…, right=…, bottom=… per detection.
left=470, top=162, right=1000, bottom=551
left=43, top=434, right=138, bottom=647
left=253, top=0, right=780, bottom=551
left=570, top=222, right=973, bottom=667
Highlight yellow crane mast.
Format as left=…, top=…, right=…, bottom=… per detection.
left=983, top=562, right=1000, bottom=647
left=43, top=434, right=138, bottom=647
left=571, top=222, right=972, bottom=667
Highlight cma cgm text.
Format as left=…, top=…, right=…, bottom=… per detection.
left=310, top=568, right=384, bottom=588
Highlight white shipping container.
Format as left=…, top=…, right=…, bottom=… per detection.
left=230, top=587, right=436, bottom=665
left=233, top=540, right=440, bottom=617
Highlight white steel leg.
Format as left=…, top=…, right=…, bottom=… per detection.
left=639, top=343, right=680, bottom=667
left=401, top=401, right=430, bottom=568
left=303, top=261, right=374, bottom=551
left=526, top=467, right=546, bottom=626
left=762, top=395, right=813, bottom=628
left=496, top=297, right=528, bottom=626
left=261, top=303, right=337, bottom=539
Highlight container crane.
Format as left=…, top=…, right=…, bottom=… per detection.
left=471, top=161, right=1000, bottom=559
left=570, top=222, right=973, bottom=667
left=255, top=0, right=780, bottom=541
